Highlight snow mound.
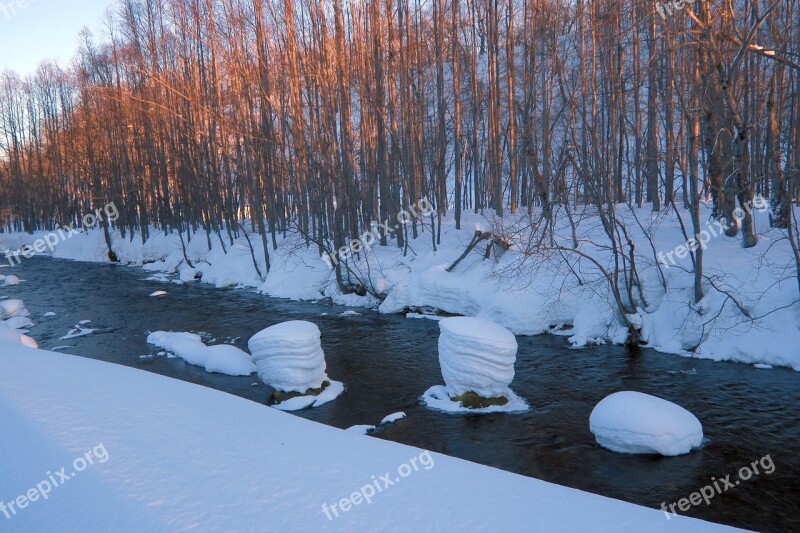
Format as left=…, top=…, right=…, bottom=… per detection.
left=0, top=323, right=38, bottom=348
left=422, top=385, right=529, bottom=414
left=589, top=391, right=703, bottom=456
left=0, top=299, right=30, bottom=320
left=438, top=317, right=518, bottom=398
left=147, top=331, right=256, bottom=376
left=3, top=275, right=20, bottom=286
left=270, top=380, right=345, bottom=412
left=248, top=321, right=329, bottom=393
left=5, top=316, right=34, bottom=330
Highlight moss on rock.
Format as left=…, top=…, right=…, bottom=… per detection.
left=451, top=391, right=509, bottom=409
left=272, top=381, right=330, bottom=404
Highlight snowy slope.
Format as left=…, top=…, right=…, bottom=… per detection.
left=0, top=342, right=737, bottom=531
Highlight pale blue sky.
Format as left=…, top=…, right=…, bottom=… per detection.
left=0, top=0, right=116, bottom=77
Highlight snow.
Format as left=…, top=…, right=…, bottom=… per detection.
left=5, top=316, right=33, bottom=330
left=753, top=364, right=773, bottom=369
left=589, top=391, right=704, bottom=456
left=346, top=424, right=377, bottom=434
left=0, top=299, right=29, bottom=320
left=0, top=323, right=38, bottom=348
left=3, top=274, right=20, bottom=286
left=271, top=380, right=346, bottom=412
left=381, top=412, right=407, bottom=425
left=438, top=317, right=519, bottom=398
left=0, top=342, right=736, bottom=531
left=422, top=385, right=530, bottom=414
left=60, top=326, right=97, bottom=340
left=146, top=331, right=256, bottom=377
left=149, top=290, right=168, bottom=297
left=1, top=203, right=798, bottom=373
left=42, top=311, right=57, bottom=317
left=248, top=321, right=330, bottom=393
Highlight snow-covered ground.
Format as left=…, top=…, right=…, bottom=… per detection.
left=1, top=202, right=797, bottom=371
left=0, top=341, right=737, bottom=531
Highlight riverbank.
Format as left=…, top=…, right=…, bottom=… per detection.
left=0, top=341, right=736, bottom=531
left=1, top=203, right=798, bottom=371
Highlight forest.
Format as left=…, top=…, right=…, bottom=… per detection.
left=0, top=0, right=799, bottom=287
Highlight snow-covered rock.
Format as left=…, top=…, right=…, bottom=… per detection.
left=380, top=412, right=407, bottom=425
left=0, top=299, right=29, bottom=320
left=438, top=317, right=518, bottom=398
left=0, top=323, right=37, bottom=348
left=589, top=391, right=704, bottom=456
left=147, top=331, right=256, bottom=377
left=3, top=275, right=20, bottom=286
left=5, top=316, right=34, bottom=330
left=248, top=321, right=328, bottom=393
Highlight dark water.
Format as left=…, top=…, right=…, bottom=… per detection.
left=2, top=257, right=799, bottom=532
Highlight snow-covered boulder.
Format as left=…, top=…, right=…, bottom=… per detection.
left=0, top=299, right=29, bottom=320
left=438, top=317, right=517, bottom=398
left=3, top=275, right=20, bottom=286
left=248, top=321, right=328, bottom=393
left=147, top=331, right=256, bottom=377
left=0, top=323, right=38, bottom=348
left=589, top=391, right=703, bottom=456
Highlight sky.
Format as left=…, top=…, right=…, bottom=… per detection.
left=0, top=0, right=116, bottom=77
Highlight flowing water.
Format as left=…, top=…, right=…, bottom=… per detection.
left=3, top=257, right=799, bottom=531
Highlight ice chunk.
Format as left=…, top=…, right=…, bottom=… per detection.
left=248, top=321, right=328, bottom=393
left=589, top=391, right=703, bottom=456
left=380, top=412, right=407, bottom=425
left=438, top=317, right=518, bottom=398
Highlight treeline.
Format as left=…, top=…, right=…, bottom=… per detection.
left=1, top=0, right=799, bottom=274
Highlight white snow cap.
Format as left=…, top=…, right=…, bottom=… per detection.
left=248, top=320, right=328, bottom=393
left=438, top=317, right=518, bottom=398
left=589, top=391, right=703, bottom=456
left=147, top=331, right=256, bottom=376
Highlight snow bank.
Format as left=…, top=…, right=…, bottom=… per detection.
left=438, top=317, right=518, bottom=398
left=147, top=331, right=256, bottom=376
left=589, top=391, right=704, bottom=456
left=248, top=321, right=329, bottom=393
left=0, top=342, right=736, bottom=531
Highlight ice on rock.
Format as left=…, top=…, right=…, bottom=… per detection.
left=438, top=317, right=518, bottom=398
left=248, top=321, right=329, bottom=393
left=147, top=331, right=256, bottom=376
left=589, top=391, right=704, bottom=456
